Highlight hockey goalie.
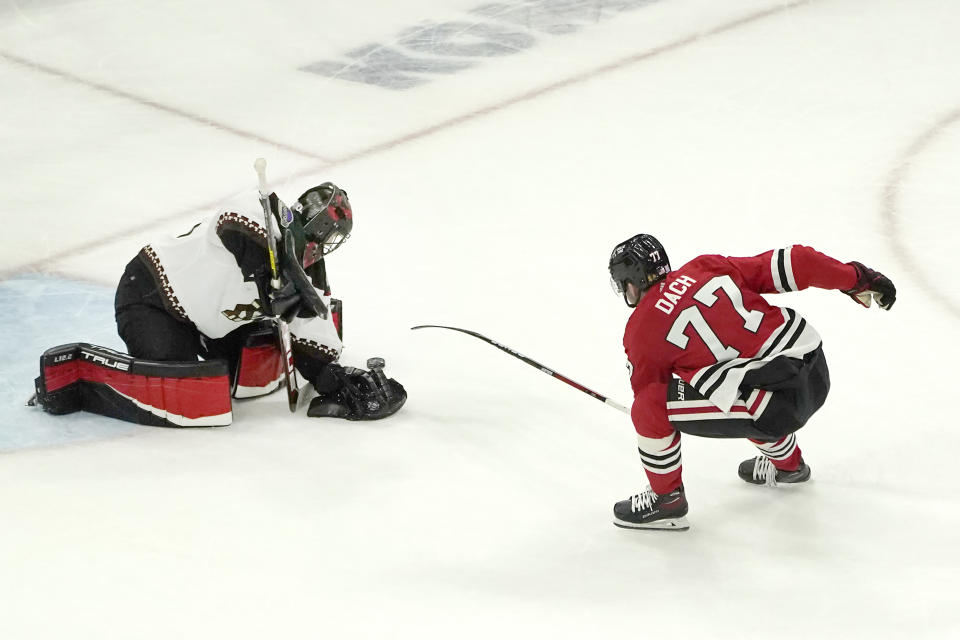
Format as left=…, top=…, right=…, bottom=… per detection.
left=30, top=177, right=406, bottom=427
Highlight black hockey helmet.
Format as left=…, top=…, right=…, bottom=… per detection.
left=608, top=234, right=671, bottom=307
left=292, top=182, right=353, bottom=266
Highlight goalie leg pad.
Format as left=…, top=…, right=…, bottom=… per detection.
left=232, top=322, right=283, bottom=399
left=33, top=343, right=232, bottom=427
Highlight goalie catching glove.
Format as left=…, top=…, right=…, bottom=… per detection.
left=842, top=261, right=896, bottom=310
left=308, top=362, right=406, bottom=421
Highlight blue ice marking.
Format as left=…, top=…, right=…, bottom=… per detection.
left=0, top=274, right=138, bottom=452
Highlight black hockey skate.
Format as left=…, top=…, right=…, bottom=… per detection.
left=738, top=456, right=811, bottom=487
left=613, top=485, right=689, bottom=531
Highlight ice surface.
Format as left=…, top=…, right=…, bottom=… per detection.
left=0, top=275, right=137, bottom=450
left=1, top=0, right=959, bottom=638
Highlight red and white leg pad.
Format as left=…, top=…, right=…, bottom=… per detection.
left=33, top=343, right=232, bottom=427
left=232, top=341, right=283, bottom=399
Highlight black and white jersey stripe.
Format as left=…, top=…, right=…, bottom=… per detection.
left=691, top=308, right=800, bottom=396
left=688, top=307, right=821, bottom=413
left=771, top=246, right=799, bottom=293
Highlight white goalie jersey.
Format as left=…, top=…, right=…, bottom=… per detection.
left=139, top=191, right=343, bottom=363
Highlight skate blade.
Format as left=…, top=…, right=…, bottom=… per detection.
left=613, top=516, right=690, bottom=531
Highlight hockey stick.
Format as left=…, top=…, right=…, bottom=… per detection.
left=255, top=158, right=306, bottom=412
left=411, top=325, right=630, bottom=414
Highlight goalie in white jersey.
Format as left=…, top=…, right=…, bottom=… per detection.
left=99, top=181, right=406, bottom=424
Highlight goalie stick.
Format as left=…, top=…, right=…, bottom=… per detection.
left=411, top=325, right=630, bottom=414
left=255, top=157, right=308, bottom=412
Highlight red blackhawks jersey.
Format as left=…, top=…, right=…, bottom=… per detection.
left=624, top=245, right=858, bottom=431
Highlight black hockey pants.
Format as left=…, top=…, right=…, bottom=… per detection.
left=114, top=255, right=330, bottom=386
left=115, top=256, right=260, bottom=382
left=666, top=346, right=831, bottom=442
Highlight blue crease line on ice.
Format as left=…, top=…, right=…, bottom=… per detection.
left=0, top=274, right=138, bottom=452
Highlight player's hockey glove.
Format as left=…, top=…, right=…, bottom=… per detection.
left=307, top=363, right=406, bottom=421
left=842, top=261, right=896, bottom=310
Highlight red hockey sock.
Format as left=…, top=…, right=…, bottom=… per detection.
left=638, top=432, right=683, bottom=494
left=645, top=467, right=683, bottom=495
left=771, top=447, right=803, bottom=472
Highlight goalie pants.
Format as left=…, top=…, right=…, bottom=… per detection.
left=114, top=255, right=326, bottom=388
left=637, top=346, right=830, bottom=494
left=115, top=257, right=255, bottom=381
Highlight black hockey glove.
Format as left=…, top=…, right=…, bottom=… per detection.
left=307, top=363, right=406, bottom=421
left=842, top=261, right=896, bottom=310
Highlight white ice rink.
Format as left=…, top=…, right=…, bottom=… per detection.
left=2, top=0, right=959, bottom=637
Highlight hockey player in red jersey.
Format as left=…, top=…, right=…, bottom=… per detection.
left=608, top=234, right=896, bottom=531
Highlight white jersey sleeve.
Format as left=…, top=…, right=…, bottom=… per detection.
left=289, top=309, right=343, bottom=363
left=144, top=207, right=266, bottom=339
left=142, top=191, right=342, bottom=364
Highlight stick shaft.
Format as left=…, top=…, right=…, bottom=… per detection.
left=254, top=158, right=280, bottom=285
left=254, top=158, right=300, bottom=412
left=411, top=325, right=630, bottom=415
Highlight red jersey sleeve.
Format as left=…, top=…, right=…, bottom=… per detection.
left=728, top=245, right=858, bottom=295
left=627, top=348, right=674, bottom=439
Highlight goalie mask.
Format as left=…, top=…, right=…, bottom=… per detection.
left=609, top=233, right=671, bottom=307
left=292, top=182, right=353, bottom=267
